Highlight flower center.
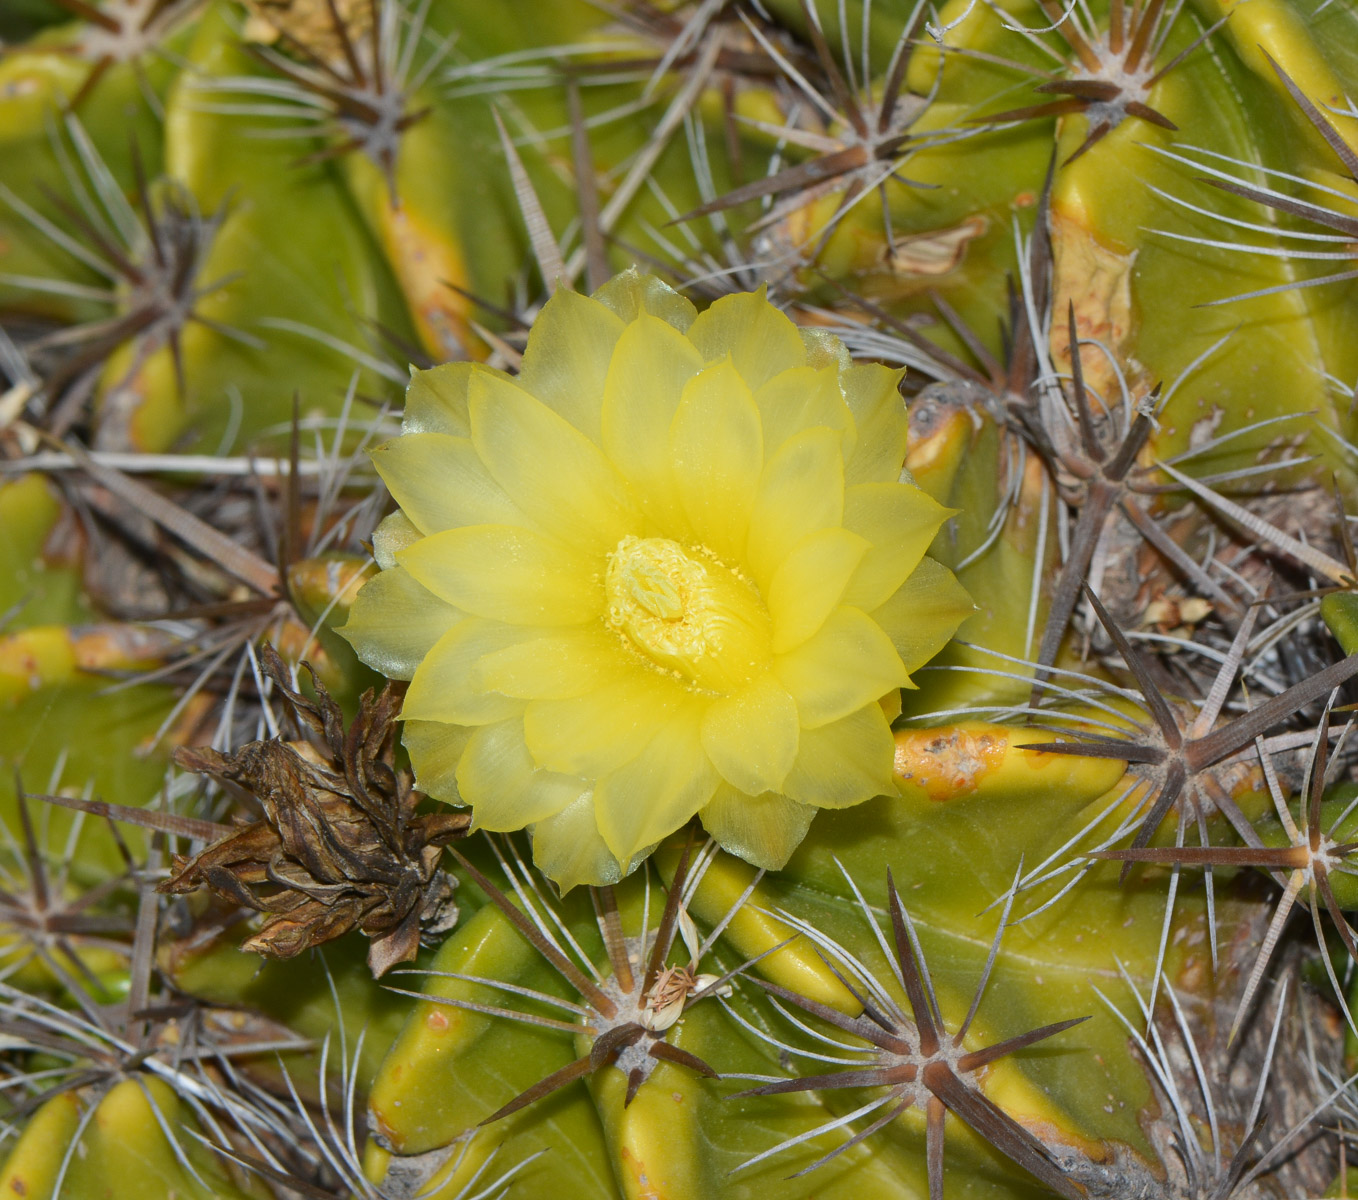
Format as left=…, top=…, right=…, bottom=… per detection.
left=605, top=536, right=770, bottom=692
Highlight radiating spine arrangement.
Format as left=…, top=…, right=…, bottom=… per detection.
left=2, top=0, right=1358, bottom=1197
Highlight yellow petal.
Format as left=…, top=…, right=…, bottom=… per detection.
left=403, top=619, right=533, bottom=726
left=687, top=287, right=805, bottom=389
left=531, top=792, right=636, bottom=890
left=398, top=526, right=602, bottom=625
left=600, top=314, right=703, bottom=527
left=472, top=626, right=632, bottom=700
left=403, top=361, right=516, bottom=436
left=699, top=785, right=816, bottom=871
left=699, top=672, right=799, bottom=795
left=781, top=703, right=895, bottom=808
left=372, top=511, right=421, bottom=569
left=403, top=719, right=474, bottom=804
left=516, top=288, right=625, bottom=444
left=753, top=365, right=854, bottom=461
left=524, top=669, right=682, bottom=777
left=469, top=369, right=640, bottom=555
left=457, top=717, right=590, bottom=830
left=371, top=433, right=524, bottom=535
left=774, top=607, right=908, bottom=728
left=767, top=528, right=870, bottom=654
left=594, top=697, right=718, bottom=863
left=799, top=327, right=851, bottom=371
left=880, top=688, right=903, bottom=724
left=746, top=427, right=845, bottom=589
left=871, top=556, right=974, bottom=676
left=841, top=481, right=953, bottom=610
left=339, top=564, right=460, bottom=680
left=842, top=363, right=909, bottom=485
left=592, top=268, right=696, bottom=331
left=668, top=360, right=762, bottom=562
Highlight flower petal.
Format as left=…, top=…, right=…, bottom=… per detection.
left=767, top=528, right=870, bottom=654
left=594, top=697, right=718, bottom=863
left=871, top=555, right=974, bottom=677
left=340, top=565, right=460, bottom=680
left=746, top=427, right=845, bottom=589
left=754, top=365, right=853, bottom=462
left=403, top=619, right=533, bottom=725
left=880, top=689, right=902, bottom=724
left=372, top=511, right=421, bottom=570
left=592, top=268, right=696, bottom=331
left=402, top=361, right=516, bottom=436
left=403, top=719, right=474, bottom=804
left=699, top=672, right=799, bottom=795
left=774, top=607, right=908, bottom=728
left=799, top=327, right=851, bottom=371
left=469, top=369, right=640, bottom=554
left=398, top=526, right=602, bottom=625
left=531, top=792, right=637, bottom=891
left=516, top=288, right=625, bottom=444
left=371, top=433, right=525, bottom=535
left=842, top=481, right=954, bottom=611
left=458, top=717, right=590, bottom=830
left=842, top=363, right=909, bottom=485
left=781, top=703, right=895, bottom=808
left=524, top=669, right=682, bottom=777
left=700, top=785, right=816, bottom=871
left=687, top=287, right=805, bottom=389
left=472, top=626, right=632, bottom=700
left=601, top=314, right=703, bottom=527
left=669, top=360, right=763, bottom=562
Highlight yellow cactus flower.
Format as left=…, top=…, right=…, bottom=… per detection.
left=340, top=270, right=972, bottom=888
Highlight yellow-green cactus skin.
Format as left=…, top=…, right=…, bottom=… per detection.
left=1, top=0, right=1358, bottom=1198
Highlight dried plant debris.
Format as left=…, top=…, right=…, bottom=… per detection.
left=28, top=642, right=468, bottom=977
left=168, top=644, right=469, bottom=976
left=734, top=867, right=1087, bottom=1198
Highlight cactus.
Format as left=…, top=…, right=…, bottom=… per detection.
left=3, top=0, right=1358, bottom=1198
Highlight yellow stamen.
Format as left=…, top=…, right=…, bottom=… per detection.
left=605, top=535, right=771, bottom=692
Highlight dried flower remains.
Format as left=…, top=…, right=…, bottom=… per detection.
left=166, top=644, right=469, bottom=976
left=37, top=643, right=472, bottom=978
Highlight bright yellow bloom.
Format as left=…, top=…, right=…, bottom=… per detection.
left=341, top=271, right=972, bottom=888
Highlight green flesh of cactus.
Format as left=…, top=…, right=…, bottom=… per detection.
left=2, top=0, right=1358, bottom=1198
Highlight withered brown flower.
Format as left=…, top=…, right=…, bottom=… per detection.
left=166, top=645, right=469, bottom=976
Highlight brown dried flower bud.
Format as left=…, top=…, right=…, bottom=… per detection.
left=164, top=645, right=469, bottom=976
